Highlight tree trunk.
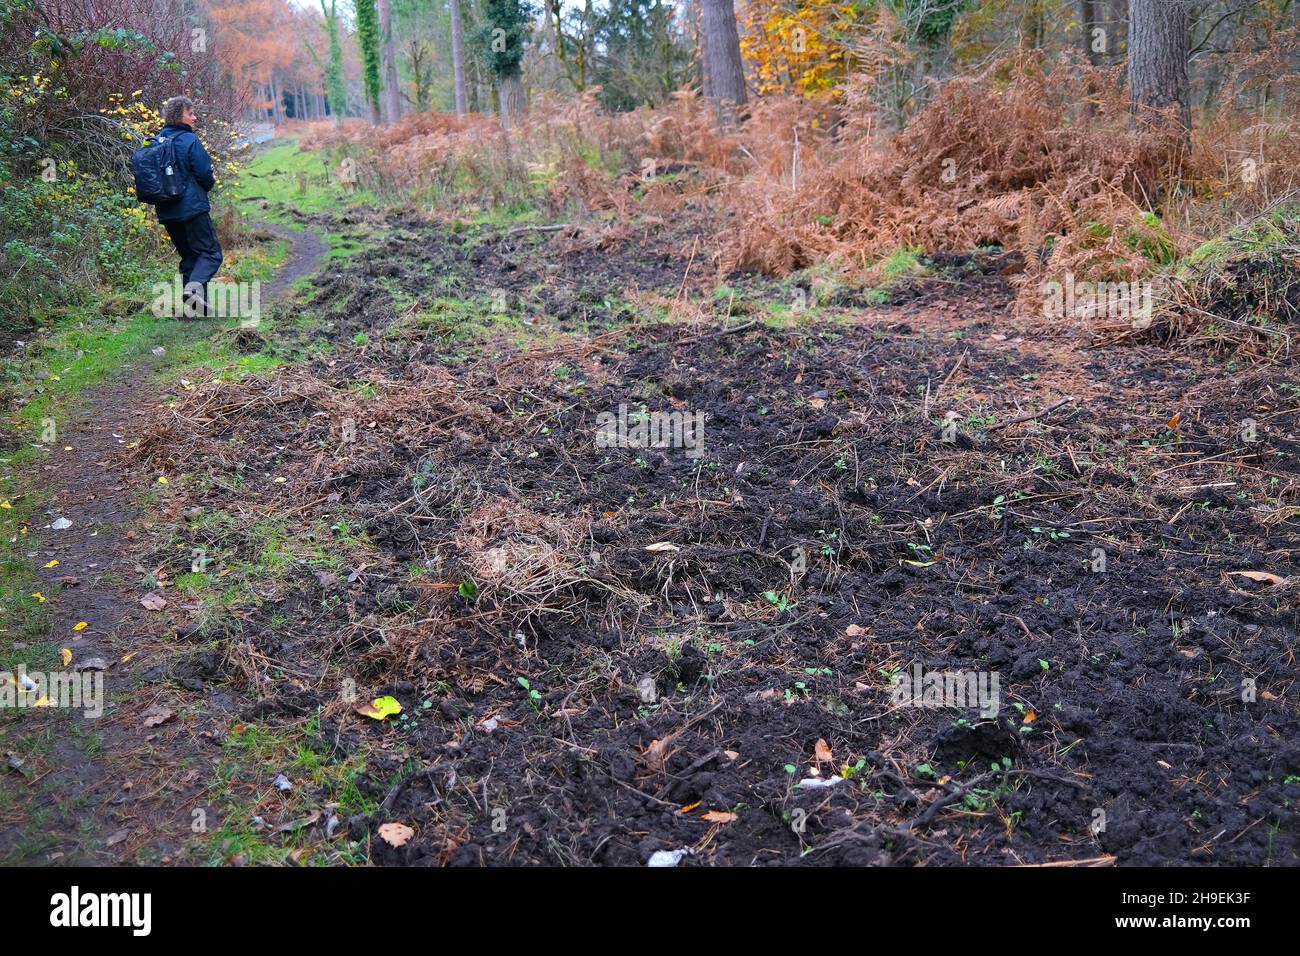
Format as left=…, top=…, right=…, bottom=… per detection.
left=378, top=0, right=401, bottom=121
left=1128, top=0, right=1190, bottom=131
left=269, top=75, right=283, bottom=124
left=1080, top=0, right=1103, bottom=64
left=450, top=0, right=468, bottom=116
left=700, top=0, right=746, bottom=112
left=1019, top=0, right=1043, bottom=50
left=498, top=73, right=524, bottom=128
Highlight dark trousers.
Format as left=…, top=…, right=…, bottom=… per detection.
left=162, top=212, right=224, bottom=304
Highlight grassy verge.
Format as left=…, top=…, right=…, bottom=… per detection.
left=0, top=222, right=286, bottom=666
left=234, top=137, right=377, bottom=264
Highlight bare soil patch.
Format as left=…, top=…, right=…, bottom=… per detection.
left=118, top=210, right=1300, bottom=866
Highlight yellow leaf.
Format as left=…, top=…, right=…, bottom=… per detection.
left=31, top=592, right=45, bottom=603
left=355, top=695, right=402, bottom=720
left=156, top=476, right=169, bottom=484
left=60, top=648, right=72, bottom=667
left=72, top=621, right=88, bottom=631
left=44, top=560, right=58, bottom=568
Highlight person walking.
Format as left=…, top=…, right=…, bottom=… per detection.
left=154, top=95, right=223, bottom=316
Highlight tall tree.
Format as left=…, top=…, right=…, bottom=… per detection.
left=378, top=0, right=401, bottom=121
left=320, top=0, right=347, bottom=118
left=1128, top=0, right=1191, bottom=132
left=474, top=0, right=530, bottom=127
left=450, top=0, right=468, bottom=115
left=700, top=0, right=746, bottom=111
left=354, top=0, right=383, bottom=123
left=592, top=0, right=691, bottom=109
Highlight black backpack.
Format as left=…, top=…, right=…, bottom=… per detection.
left=131, top=132, right=187, bottom=205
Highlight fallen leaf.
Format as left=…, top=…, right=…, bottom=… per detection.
left=44, top=560, right=59, bottom=569
left=105, top=829, right=130, bottom=847
left=813, top=737, right=834, bottom=766
left=845, top=623, right=867, bottom=637
left=60, top=648, right=72, bottom=667
left=700, top=810, right=737, bottom=824
left=355, top=695, right=402, bottom=720
left=141, top=704, right=175, bottom=728
left=377, top=822, right=414, bottom=847
left=644, top=737, right=671, bottom=766
left=679, top=801, right=702, bottom=814
left=31, top=592, right=45, bottom=604
left=72, top=621, right=88, bottom=632
left=156, top=476, right=169, bottom=484
left=1228, top=570, right=1286, bottom=586
left=276, top=809, right=322, bottom=833
left=140, top=593, right=167, bottom=611
left=644, top=541, right=681, bottom=553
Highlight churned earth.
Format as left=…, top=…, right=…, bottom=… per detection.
left=4, top=200, right=1299, bottom=866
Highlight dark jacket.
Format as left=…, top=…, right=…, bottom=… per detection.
left=154, top=123, right=216, bottom=223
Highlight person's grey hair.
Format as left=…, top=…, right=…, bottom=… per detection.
left=162, top=95, right=194, bottom=125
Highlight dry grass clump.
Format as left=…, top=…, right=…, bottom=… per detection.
left=295, top=89, right=758, bottom=215
left=290, top=43, right=1300, bottom=345
left=128, top=364, right=487, bottom=497
left=1102, top=208, right=1300, bottom=355
left=453, top=497, right=633, bottom=623
left=724, top=55, right=1188, bottom=314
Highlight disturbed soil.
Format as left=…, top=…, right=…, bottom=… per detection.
left=9, top=205, right=1300, bottom=866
